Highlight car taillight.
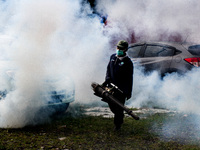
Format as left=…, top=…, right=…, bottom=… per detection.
left=184, top=57, right=200, bottom=67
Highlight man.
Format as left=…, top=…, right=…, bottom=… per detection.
left=102, top=40, right=134, bottom=131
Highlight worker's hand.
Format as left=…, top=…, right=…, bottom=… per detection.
left=101, top=81, right=109, bottom=87
left=101, top=82, right=106, bottom=87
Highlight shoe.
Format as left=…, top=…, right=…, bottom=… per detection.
left=114, top=125, right=121, bottom=131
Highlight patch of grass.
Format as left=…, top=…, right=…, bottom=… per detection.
left=0, top=113, right=200, bottom=149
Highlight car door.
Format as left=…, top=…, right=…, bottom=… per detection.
left=138, top=44, right=175, bottom=75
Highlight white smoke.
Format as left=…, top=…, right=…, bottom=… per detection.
left=129, top=68, right=200, bottom=114
left=0, top=0, right=109, bottom=128
left=126, top=67, right=200, bottom=143
left=96, top=0, right=200, bottom=43
left=0, top=0, right=200, bottom=134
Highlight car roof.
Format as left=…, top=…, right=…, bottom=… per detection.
left=129, top=41, right=196, bottom=51
left=129, top=41, right=194, bottom=49
left=129, top=41, right=182, bottom=47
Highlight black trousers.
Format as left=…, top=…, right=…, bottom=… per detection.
left=108, top=93, right=126, bottom=127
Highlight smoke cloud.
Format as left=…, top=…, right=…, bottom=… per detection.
left=0, top=0, right=109, bottom=128
left=96, top=0, right=200, bottom=43
left=0, top=1, right=200, bottom=143
left=129, top=67, right=200, bottom=114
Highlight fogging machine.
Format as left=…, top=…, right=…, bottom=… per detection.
left=91, top=82, right=139, bottom=120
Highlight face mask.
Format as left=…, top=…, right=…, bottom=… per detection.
left=116, top=49, right=124, bottom=56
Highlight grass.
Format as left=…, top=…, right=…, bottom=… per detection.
left=0, top=112, right=200, bottom=150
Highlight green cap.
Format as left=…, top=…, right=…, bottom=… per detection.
left=117, top=40, right=128, bottom=49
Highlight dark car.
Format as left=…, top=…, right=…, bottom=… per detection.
left=127, top=41, right=200, bottom=76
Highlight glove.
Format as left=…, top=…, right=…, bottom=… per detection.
left=101, top=80, right=110, bottom=87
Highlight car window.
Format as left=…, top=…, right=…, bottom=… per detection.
left=188, top=45, right=200, bottom=55
left=127, top=46, right=142, bottom=58
left=144, top=45, right=174, bottom=57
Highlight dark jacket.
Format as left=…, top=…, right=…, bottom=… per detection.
left=105, top=54, right=133, bottom=99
